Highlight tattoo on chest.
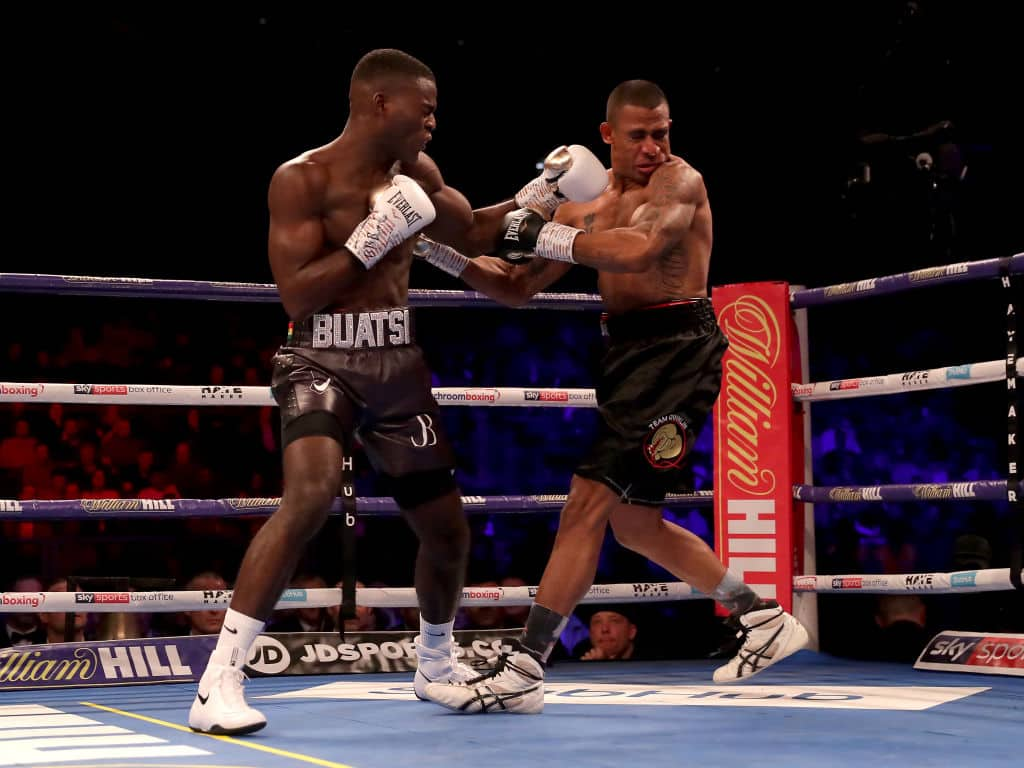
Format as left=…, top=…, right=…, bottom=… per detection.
left=583, top=213, right=596, bottom=234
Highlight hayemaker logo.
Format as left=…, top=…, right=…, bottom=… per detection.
left=201, top=386, right=243, bottom=399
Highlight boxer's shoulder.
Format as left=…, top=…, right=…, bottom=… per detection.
left=396, top=152, right=442, bottom=195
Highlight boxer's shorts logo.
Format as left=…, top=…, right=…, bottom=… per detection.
left=643, top=414, right=688, bottom=469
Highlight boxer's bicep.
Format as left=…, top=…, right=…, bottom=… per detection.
left=644, top=164, right=703, bottom=250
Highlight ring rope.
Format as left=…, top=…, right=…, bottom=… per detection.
left=2, top=567, right=1019, bottom=614
left=1, top=355, right=1018, bottom=409
left=793, top=358, right=1021, bottom=402
left=789, top=253, right=1023, bottom=308
left=1, top=252, right=1020, bottom=308
left=3, top=482, right=1016, bottom=520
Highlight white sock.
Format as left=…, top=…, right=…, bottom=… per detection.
left=209, top=609, right=264, bottom=669
left=419, top=617, right=454, bottom=650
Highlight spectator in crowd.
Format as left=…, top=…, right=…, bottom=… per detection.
left=326, top=581, right=378, bottom=633
left=574, top=608, right=647, bottom=661
left=183, top=571, right=229, bottom=636
left=870, top=595, right=929, bottom=663
left=38, top=579, right=89, bottom=644
left=0, top=575, right=47, bottom=647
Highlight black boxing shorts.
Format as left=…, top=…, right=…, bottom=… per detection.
left=575, top=299, right=729, bottom=506
left=271, top=307, right=456, bottom=480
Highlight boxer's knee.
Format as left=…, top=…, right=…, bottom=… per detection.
left=278, top=472, right=337, bottom=542
left=403, top=489, right=470, bottom=567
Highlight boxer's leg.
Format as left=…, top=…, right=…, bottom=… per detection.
left=190, top=354, right=351, bottom=735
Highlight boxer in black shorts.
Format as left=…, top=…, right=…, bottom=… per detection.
left=188, top=48, right=608, bottom=735
left=418, top=80, right=808, bottom=715
left=576, top=298, right=727, bottom=506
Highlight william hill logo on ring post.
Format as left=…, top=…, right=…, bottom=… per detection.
left=712, top=284, right=803, bottom=613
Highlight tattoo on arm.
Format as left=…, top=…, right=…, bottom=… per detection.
left=583, top=213, right=596, bottom=234
left=649, top=170, right=683, bottom=207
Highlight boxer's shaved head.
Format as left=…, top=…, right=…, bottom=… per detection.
left=351, top=49, right=434, bottom=92
left=606, top=80, right=668, bottom=124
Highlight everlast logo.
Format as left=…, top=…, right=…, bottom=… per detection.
left=312, top=310, right=411, bottom=349
left=386, top=190, right=423, bottom=228
left=504, top=210, right=530, bottom=241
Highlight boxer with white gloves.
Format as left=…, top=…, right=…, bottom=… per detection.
left=514, top=144, right=608, bottom=219
left=189, top=47, right=600, bottom=737
left=345, top=175, right=437, bottom=269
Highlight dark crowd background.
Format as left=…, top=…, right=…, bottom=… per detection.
left=2, top=5, right=1022, bottom=660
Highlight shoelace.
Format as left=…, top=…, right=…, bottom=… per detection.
left=465, top=650, right=541, bottom=686
left=219, top=667, right=251, bottom=709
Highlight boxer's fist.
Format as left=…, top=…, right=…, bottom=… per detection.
left=345, top=175, right=436, bottom=269
left=515, top=144, right=608, bottom=219
left=495, top=208, right=581, bottom=265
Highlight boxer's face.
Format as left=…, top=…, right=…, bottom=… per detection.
left=601, top=102, right=671, bottom=184
left=384, top=77, right=437, bottom=166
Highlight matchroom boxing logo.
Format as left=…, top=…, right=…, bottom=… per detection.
left=1, top=383, right=45, bottom=398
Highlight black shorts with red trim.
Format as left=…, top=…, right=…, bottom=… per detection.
left=575, top=299, right=728, bottom=506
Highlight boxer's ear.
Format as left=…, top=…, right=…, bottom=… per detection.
left=600, top=122, right=613, bottom=145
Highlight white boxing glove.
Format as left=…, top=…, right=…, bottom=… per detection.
left=515, top=144, right=608, bottom=219
left=345, top=175, right=436, bottom=269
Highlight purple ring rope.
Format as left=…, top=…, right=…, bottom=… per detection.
left=0, top=492, right=714, bottom=519
left=2, top=254, right=1019, bottom=309
left=789, top=253, right=1023, bottom=308
left=792, top=479, right=1017, bottom=503
left=0, top=274, right=604, bottom=310
left=4, top=481, right=1017, bottom=519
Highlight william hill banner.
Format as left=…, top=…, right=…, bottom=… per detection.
left=712, top=282, right=804, bottom=612
left=0, top=628, right=520, bottom=690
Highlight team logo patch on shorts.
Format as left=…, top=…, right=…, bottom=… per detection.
left=643, top=414, right=689, bottom=469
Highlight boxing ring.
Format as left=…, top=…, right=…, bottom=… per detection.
left=1, top=254, right=1022, bottom=767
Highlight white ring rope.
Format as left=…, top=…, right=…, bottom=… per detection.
left=793, top=358, right=1021, bottom=402
left=1, top=357, right=1018, bottom=409
left=2, top=568, right=1019, bottom=613
left=0, top=384, right=596, bottom=408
